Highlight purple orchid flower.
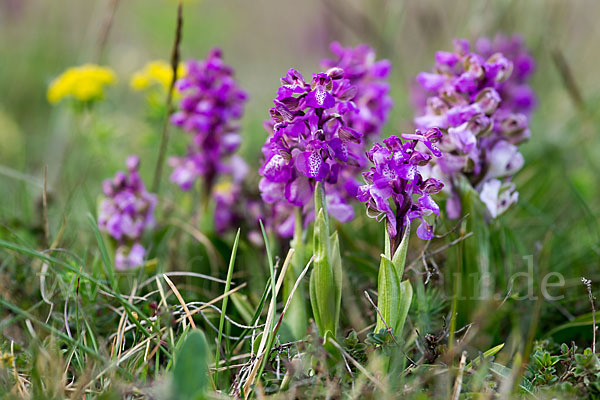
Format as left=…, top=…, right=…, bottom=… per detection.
left=98, top=155, right=157, bottom=270
left=357, top=129, right=444, bottom=251
left=412, top=37, right=535, bottom=219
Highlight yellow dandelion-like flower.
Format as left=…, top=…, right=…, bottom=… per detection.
left=130, top=60, right=187, bottom=92
left=47, top=64, right=116, bottom=105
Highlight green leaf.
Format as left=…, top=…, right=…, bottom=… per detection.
left=314, top=181, right=329, bottom=226
left=283, top=207, right=308, bottom=339
left=323, top=330, right=342, bottom=360
left=309, top=268, right=322, bottom=331
left=376, top=224, right=412, bottom=337
left=375, top=255, right=401, bottom=333
left=450, top=176, right=491, bottom=329
left=384, top=224, right=391, bottom=259
left=309, top=182, right=342, bottom=337
left=311, top=208, right=336, bottom=335
left=396, top=280, right=413, bottom=337
left=330, top=231, right=343, bottom=335
left=172, top=330, right=210, bottom=400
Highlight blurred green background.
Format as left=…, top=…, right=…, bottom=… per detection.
left=1, top=0, right=599, bottom=340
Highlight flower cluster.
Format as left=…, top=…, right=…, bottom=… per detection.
left=413, top=38, right=534, bottom=219
left=98, top=156, right=157, bottom=270
left=47, top=64, right=116, bottom=104
left=259, top=67, right=363, bottom=236
left=321, top=42, right=393, bottom=143
left=169, top=48, right=248, bottom=192
left=357, top=130, right=444, bottom=247
left=130, top=60, right=187, bottom=93
left=319, top=43, right=394, bottom=208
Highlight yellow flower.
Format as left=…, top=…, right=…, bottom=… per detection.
left=47, top=64, right=116, bottom=104
left=130, top=60, right=186, bottom=92
left=214, top=180, right=233, bottom=195
left=0, top=352, right=14, bottom=368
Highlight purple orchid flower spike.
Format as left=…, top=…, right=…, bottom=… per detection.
left=412, top=37, right=536, bottom=219
left=258, top=66, right=362, bottom=234
left=259, top=43, right=394, bottom=238
left=168, top=48, right=251, bottom=234
left=357, top=131, right=444, bottom=252
left=98, top=155, right=157, bottom=270
left=169, top=48, right=248, bottom=194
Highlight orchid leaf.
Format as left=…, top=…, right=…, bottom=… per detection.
left=376, top=254, right=401, bottom=333
left=310, top=182, right=342, bottom=337
left=311, top=208, right=337, bottom=335
left=330, top=231, right=342, bottom=335
left=396, top=279, right=413, bottom=337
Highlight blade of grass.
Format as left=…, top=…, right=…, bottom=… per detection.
left=242, top=222, right=288, bottom=398
left=163, top=275, right=196, bottom=330
left=0, top=239, right=165, bottom=351
left=87, top=214, right=116, bottom=289
left=0, top=296, right=134, bottom=379
left=214, top=228, right=241, bottom=387
left=248, top=248, right=294, bottom=397
left=228, top=276, right=272, bottom=356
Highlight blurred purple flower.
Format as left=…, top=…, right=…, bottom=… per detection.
left=321, top=42, right=393, bottom=143
left=412, top=37, right=535, bottom=219
left=169, top=48, right=251, bottom=234
left=475, top=34, right=536, bottom=140
left=169, top=48, right=248, bottom=193
left=98, top=155, right=157, bottom=270
left=357, top=129, right=444, bottom=248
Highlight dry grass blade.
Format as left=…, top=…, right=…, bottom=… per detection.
left=552, top=48, right=585, bottom=111
left=139, top=270, right=229, bottom=288
left=163, top=274, right=196, bottom=329
left=95, top=0, right=120, bottom=62
left=175, top=282, right=248, bottom=323
left=242, top=249, right=294, bottom=398
left=451, top=351, right=467, bottom=400
left=274, top=256, right=313, bottom=333
left=582, top=277, right=597, bottom=354
left=118, top=283, right=139, bottom=359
